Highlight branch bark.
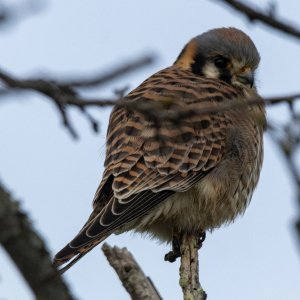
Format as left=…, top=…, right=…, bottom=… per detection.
left=216, top=0, right=300, bottom=41
left=102, top=243, right=162, bottom=300
left=179, top=234, right=206, bottom=300
left=0, top=182, right=74, bottom=300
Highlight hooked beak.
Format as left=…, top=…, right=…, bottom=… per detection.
left=236, top=72, right=254, bottom=88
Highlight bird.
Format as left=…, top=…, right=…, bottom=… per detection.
left=54, top=27, right=266, bottom=272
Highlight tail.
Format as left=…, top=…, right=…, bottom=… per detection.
left=53, top=234, right=108, bottom=274
left=54, top=174, right=116, bottom=273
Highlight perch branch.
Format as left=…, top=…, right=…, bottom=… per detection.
left=0, top=182, right=74, bottom=300
left=179, top=234, right=206, bottom=300
left=102, top=243, right=162, bottom=300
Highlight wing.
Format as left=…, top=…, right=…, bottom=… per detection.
left=54, top=66, right=238, bottom=271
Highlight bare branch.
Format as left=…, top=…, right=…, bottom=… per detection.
left=215, top=0, right=300, bottom=41
left=0, top=182, right=74, bottom=300
left=179, top=234, right=206, bottom=300
left=1, top=59, right=300, bottom=143
left=0, top=0, right=46, bottom=29
left=60, top=55, right=154, bottom=88
left=0, top=54, right=154, bottom=138
left=102, top=243, right=162, bottom=300
left=49, top=92, right=300, bottom=134
left=268, top=111, right=300, bottom=250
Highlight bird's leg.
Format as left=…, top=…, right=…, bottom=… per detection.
left=197, top=231, right=206, bottom=249
left=164, top=231, right=206, bottom=263
left=164, top=231, right=182, bottom=263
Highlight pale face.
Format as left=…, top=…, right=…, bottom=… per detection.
left=201, top=55, right=256, bottom=89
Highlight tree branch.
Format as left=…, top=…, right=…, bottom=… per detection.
left=60, top=55, right=154, bottom=88
left=0, top=182, right=74, bottom=300
left=0, top=0, right=46, bottom=29
left=267, top=113, right=300, bottom=250
left=102, top=243, right=162, bottom=300
left=0, top=54, right=154, bottom=138
left=179, top=234, right=206, bottom=300
left=215, top=0, right=300, bottom=41
left=2, top=63, right=300, bottom=114
left=2, top=57, right=300, bottom=138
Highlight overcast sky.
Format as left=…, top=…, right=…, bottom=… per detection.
left=1, top=1, right=300, bottom=299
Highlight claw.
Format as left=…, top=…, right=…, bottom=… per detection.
left=164, top=231, right=206, bottom=262
left=164, top=235, right=181, bottom=262
left=197, top=231, right=206, bottom=249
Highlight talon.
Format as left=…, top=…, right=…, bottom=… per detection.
left=164, top=251, right=178, bottom=262
left=197, top=232, right=206, bottom=249
left=164, top=234, right=181, bottom=262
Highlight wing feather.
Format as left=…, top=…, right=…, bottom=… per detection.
left=54, top=67, right=241, bottom=270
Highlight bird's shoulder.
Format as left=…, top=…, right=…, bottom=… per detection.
left=126, top=65, right=241, bottom=105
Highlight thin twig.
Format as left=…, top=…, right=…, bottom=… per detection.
left=60, top=55, right=154, bottom=88
left=215, top=0, right=300, bottom=41
left=102, top=243, right=162, bottom=300
left=0, top=182, right=74, bottom=300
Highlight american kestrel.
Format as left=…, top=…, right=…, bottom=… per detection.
left=54, top=27, right=265, bottom=271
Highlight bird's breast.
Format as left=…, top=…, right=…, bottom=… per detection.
left=132, top=122, right=263, bottom=243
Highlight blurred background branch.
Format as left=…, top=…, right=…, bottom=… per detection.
left=215, top=0, right=300, bottom=41
left=0, top=183, right=74, bottom=300
left=268, top=107, right=300, bottom=248
left=0, top=0, right=46, bottom=29
left=0, top=55, right=154, bottom=138
left=1, top=64, right=300, bottom=137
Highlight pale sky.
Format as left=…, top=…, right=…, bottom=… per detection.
left=0, top=1, right=300, bottom=299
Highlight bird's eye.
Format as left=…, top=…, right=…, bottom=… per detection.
left=214, top=57, right=228, bottom=68
left=240, top=66, right=247, bottom=73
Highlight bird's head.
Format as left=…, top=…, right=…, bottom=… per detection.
left=174, top=27, right=260, bottom=89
